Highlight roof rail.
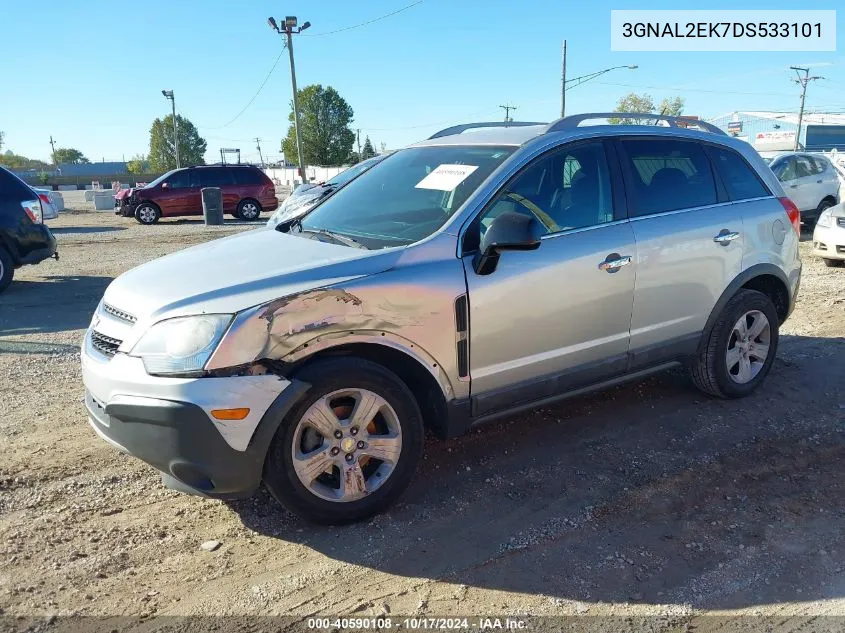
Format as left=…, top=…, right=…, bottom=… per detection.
left=428, top=121, right=547, bottom=140
left=546, top=113, right=727, bottom=136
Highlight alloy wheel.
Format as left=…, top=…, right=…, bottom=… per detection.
left=138, top=205, right=156, bottom=223
left=291, top=388, right=402, bottom=502
left=240, top=202, right=259, bottom=220
left=726, top=310, right=771, bottom=384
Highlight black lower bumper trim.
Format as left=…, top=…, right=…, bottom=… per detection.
left=85, top=379, right=311, bottom=499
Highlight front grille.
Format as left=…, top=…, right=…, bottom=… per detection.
left=90, top=331, right=122, bottom=357
left=838, top=218, right=845, bottom=228
left=838, top=245, right=845, bottom=254
left=103, top=303, right=136, bottom=324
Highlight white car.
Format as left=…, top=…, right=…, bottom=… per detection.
left=812, top=202, right=845, bottom=267
left=769, top=152, right=840, bottom=225
left=32, top=188, right=60, bottom=221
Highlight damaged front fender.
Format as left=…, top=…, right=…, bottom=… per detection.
left=205, top=281, right=458, bottom=400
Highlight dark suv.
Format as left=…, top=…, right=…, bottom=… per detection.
left=0, top=166, right=58, bottom=294
left=118, top=164, right=278, bottom=225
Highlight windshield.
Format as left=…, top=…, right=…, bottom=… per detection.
left=298, top=145, right=514, bottom=249
left=144, top=169, right=177, bottom=188
left=325, top=155, right=384, bottom=188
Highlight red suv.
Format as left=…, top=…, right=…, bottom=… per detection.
left=118, top=165, right=278, bottom=224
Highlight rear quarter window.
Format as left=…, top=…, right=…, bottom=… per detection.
left=707, top=146, right=770, bottom=201
left=620, top=139, right=718, bottom=215
left=232, top=168, right=267, bottom=186
left=0, top=167, right=34, bottom=203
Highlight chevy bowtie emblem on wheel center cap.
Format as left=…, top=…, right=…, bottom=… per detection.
left=341, top=438, right=356, bottom=453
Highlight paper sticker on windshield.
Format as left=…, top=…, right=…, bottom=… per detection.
left=415, top=164, right=478, bottom=191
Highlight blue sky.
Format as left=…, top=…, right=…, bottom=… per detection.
left=1, top=0, right=842, bottom=164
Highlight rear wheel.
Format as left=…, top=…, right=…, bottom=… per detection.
left=237, top=199, right=261, bottom=221
left=0, top=247, right=14, bottom=294
left=264, top=357, right=424, bottom=525
left=690, top=289, right=779, bottom=398
left=134, top=203, right=160, bottom=225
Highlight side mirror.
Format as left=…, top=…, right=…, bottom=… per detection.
left=472, top=211, right=542, bottom=275
left=161, top=182, right=169, bottom=189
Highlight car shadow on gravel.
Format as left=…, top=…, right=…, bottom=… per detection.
left=230, top=334, right=845, bottom=610
left=50, top=226, right=126, bottom=235
left=0, top=275, right=111, bottom=335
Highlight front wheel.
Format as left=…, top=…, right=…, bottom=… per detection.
left=237, top=199, right=261, bottom=221
left=134, top=203, right=160, bottom=225
left=690, top=289, right=779, bottom=398
left=264, top=357, right=424, bottom=525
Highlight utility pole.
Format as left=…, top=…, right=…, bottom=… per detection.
left=255, top=137, right=265, bottom=167
left=161, top=90, right=180, bottom=168
left=790, top=66, right=823, bottom=151
left=499, top=104, right=517, bottom=123
left=268, top=16, right=311, bottom=182
left=561, top=40, right=567, bottom=118
left=356, top=129, right=362, bottom=161
left=49, top=135, right=57, bottom=165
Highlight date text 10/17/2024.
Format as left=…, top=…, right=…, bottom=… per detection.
left=307, top=617, right=528, bottom=630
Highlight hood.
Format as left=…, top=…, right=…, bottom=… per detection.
left=103, top=228, right=400, bottom=324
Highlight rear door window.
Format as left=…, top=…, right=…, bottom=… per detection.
left=809, top=156, right=829, bottom=174
left=620, top=139, right=718, bottom=215
left=707, top=146, right=770, bottom=201
left=192, top=168, right=234, bottom=188
left=793, top=155, right=814, bottom=178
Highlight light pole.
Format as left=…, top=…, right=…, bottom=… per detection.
left=561, top=54, right=638, bottom=117
left=161, top=90, right=180, bottom=168
left=268, top=16, right=310, bottom=183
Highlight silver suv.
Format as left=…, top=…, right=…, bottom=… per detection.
left=82, top=113, right=802, bottom=524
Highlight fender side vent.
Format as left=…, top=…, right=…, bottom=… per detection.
left=455, top=295, right=469, bottom=378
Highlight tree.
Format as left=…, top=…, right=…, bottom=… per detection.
left=126, top=154, right=151, bottom=174
left=658, top=96, right=685, bottom=117
left=53, top=148, right=89, bottom=164
left=0, top=151, right=50, bottom=171
left=609, top=92, right=685, bottom=125
left=361, top=136, right=376, bottom=160
left=148, top=114, right=207, bottom=171
left=282, top=84, right=355, bottom=167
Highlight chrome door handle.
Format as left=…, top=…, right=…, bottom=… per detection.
left=817, top=179, right=823, bottom=184
left=598, top=254, right=632, bottom=272
left=790, top=184, right=799, bottom=189
left=713, top=231, right=740, bottom=244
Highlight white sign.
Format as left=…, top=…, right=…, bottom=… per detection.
left=415, top=164, right=478, bottom=191
left=754, top=131, right=797, bottom=151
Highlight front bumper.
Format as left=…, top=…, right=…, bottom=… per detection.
left=82, top=333, right=309, bottom=498
left=812, top=223, right=845, bottom=261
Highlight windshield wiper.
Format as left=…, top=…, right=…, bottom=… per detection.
left=298, top=227, right=367, bottom=249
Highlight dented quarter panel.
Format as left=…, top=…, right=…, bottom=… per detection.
left=206, top=232, right=469, bottom=400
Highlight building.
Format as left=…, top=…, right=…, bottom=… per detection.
left=709, top=111, right=845, bottom=153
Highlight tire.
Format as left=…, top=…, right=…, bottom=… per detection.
left=823, top=258, right=844, bottom=268
left=0, top=247, right=14, bottom=295
left=134, top=203, right=160, bottom=225
left=231, top=208, right=242, bottom=220
left=264, top=357, right=424, bottom=525
left=690, top=289, right=780, bottom=399
left=236, top=199, right=261, bottom=221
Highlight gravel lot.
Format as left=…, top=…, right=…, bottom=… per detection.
left=1, top=195, right=844, bottom=629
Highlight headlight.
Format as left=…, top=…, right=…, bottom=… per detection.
left=130, top=314, right=232, bottom=376
left=816, top=210, right=833, bottom=228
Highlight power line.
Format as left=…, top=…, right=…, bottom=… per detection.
left=202, top=45, right=286, bottom=130
left=499, top=104, right=517, bottom=122
left=593, top=81, right=796, bottom=97
left=300, top=1, right=424, bottom=37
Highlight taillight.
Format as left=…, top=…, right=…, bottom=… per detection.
left=21, top=199, right=43, bottom=224
left=778, top=197, right=801, bottom=235
left=38, top=193, right=51, bottom=206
